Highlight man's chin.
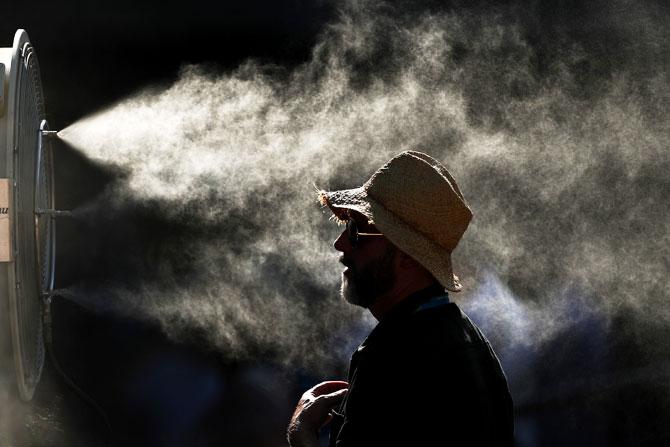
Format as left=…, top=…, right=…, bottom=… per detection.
left=340, top=277, right=371, bottom=308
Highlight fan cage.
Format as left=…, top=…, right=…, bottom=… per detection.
left=3, top=29, right=55, bottom=401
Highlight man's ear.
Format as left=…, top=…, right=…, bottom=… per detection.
left=396, top=250, right=421, bottom=270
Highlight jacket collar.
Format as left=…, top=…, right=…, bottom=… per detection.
left=359, top=284, right=447, bottom=350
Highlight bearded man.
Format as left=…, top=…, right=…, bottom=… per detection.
left=287, top=151, right=514, bottom=446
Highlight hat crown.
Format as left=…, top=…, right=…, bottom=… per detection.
left=365, top=151, right=472, bottom=252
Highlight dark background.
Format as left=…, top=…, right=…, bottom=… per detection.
left=1, top=1, right=669, bottom=446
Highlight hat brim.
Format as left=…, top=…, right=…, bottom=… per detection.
left=318, top=188, right=463, bottom=292
left=318, top=187, right=373, bottom=223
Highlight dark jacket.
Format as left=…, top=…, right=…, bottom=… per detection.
left=329, top=286, right=514, bottom=446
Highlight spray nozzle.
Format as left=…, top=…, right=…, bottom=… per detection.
left=35, top=209, right=73, bottom=218
left=40, top=129, right=59, bottom=139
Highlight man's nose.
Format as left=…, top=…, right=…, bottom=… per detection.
left=334, top=229, right=350, bottom=252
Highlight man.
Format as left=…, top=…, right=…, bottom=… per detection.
left=287, top=151, right=514, bottom=446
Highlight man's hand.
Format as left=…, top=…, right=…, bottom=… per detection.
left=287, top=381, right=349, bottom=447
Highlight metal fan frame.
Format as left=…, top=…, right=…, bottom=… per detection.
left=36, top=120, right=56, bottom=295
left=2, top=29, right=55, bottom=401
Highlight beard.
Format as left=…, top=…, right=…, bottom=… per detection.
left=340, top=246, right=397, bottom=308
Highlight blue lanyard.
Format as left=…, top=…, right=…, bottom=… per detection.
left=414, top=293, right=450, bottom=313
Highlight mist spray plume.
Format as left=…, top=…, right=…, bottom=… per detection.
left=56, top=0, right=670, bottom=373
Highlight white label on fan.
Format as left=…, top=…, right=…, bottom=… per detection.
left=0, top=179, right=10, bottom=262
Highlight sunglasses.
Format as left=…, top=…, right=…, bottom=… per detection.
left=346, top=219, right=384, bottom=248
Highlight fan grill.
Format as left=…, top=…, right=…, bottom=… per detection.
left=8, top=36, right=52, bottom=400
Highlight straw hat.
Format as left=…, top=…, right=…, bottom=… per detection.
left=318, top=151, right=472, bottom=292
